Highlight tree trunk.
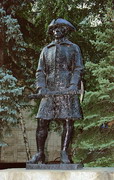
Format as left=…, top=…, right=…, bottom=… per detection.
left=0, top=21, right=4, bottom=67
left=19, top=111, right=31, bottom=160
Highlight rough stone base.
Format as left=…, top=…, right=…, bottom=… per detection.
left=0, top=168, right=114, bottom=180
left=26, top=163, right=83, bottom=170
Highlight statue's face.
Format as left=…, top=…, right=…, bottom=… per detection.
left=53, top=26, right=66, bottom=39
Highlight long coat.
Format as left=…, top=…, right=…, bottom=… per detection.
left=36, top=38, right=84, bottom=120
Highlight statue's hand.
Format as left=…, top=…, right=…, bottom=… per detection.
left=38, top=88, right=50, bottom=96
left=67, top=85, right=78, bottom=95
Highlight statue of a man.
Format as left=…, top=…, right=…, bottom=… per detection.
left=28, top=18, right=84, bottom=164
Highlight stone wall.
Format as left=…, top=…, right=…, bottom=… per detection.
left=1, top=108, right=61, bottom=163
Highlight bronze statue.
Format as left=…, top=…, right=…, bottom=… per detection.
left=28, top=18, right=84, bottom=164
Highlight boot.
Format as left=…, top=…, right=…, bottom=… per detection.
left=61, top=150, right=70, bottom=164
left=27, top=119, right=49, bottom=164
left=61, top=120, right=74, bottom=164
left=27, top=152, right=45, bottom=164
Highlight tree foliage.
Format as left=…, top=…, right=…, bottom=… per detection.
left=72, top=1, right=114, bottom=166
left=0, top=0, right=34, bottom=148
left=0, top=0, right=36, bottom=87
left=0, top=68, right=24, bottom=147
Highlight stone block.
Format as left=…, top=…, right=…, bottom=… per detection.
left=0, top=168, right=114, bottom=180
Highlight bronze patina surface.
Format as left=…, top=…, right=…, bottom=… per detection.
left=27, top=18, right=84, bottom=167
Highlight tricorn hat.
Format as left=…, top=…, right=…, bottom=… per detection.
left=48, top=18, right=76, bottom=34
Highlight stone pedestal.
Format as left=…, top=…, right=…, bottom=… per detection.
left=0, top=168, right=114, bottom=180
left=26, top=163, right=83, bottom=170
